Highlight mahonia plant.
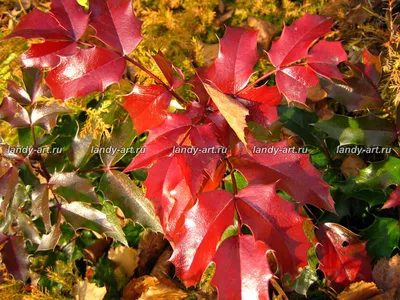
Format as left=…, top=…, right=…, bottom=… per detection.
left=4, top=0, right=398, bottom=298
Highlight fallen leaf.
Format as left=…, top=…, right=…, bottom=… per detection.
left=108, top=245, right=140, bottom=278
left=372, top=254, right=400, bottom=292
left=337, top=281, right=382, bottom=300
left=73, top=279, right=107, bottom=300
left=247, top=17, right=275, bottom=50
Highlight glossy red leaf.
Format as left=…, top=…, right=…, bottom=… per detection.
left=21, top=41, right=78, bottom=68
left=236, top=184, right=312, bottom=277
left=203, top=27, right=259, bottom=94
left=153, top=51, right=184, bottom=88
left=170, top=190, right=235, bottom=286
left=145, top=157, right=193, bottom=238
left=316, top=223, right=372, bottom=290
left=267, top=14, right=333, bottom=67
left=50, top=0, right=89, bottom=40
left=46, top=47, right=126, bottom=100
left=0, top=236, right=30, bottom=281
left=237, top=85, right=282, bottom=105
left=361, top=49, right=382, bottom=87
left=122, top=85, right=171, bottom=134
left=89, top=0, right=143, bottom=54
left=237, top=98, right=279, bottom=129
left=0, top=97, right=31, bottom=128
left=230, top=140, right=335, bottom=212
left=276, top=66, right=319, bottom=103
left=307, top=41, right=347, bottom=81
left=211, top=235, right=272, bottom=300
left=382, top=185, right=400, bottom=209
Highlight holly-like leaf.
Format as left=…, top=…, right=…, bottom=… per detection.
left=231, top=140, right=335, bottom=212
left=7, top=68, right=44, bottom=105
left=362, top=217, right=400, bottom=258
left=170, top=190, right=235, bottom=286
left=31, top=102, right=72, bottom=132
left=122, top=85, right=171, bottom=134
left=316, top=223, right=372, bottom=290
left=315, top=113, right=396, bottom=146
left=0, top=166, right=19, bottom=215
left=236, top=183, right=312, bottom=277
left=46, top=47, right=126, bottom=100
left=89, top=0, right=143, bottom=55
left=17, top=213, right=41, bottom=245
left=99, top=170, right=162, bottom=232
left=211, top=235, right=272, bottom=300
left=37, top=214, right=62, bottom=251
left=21, top=41, right=78, bottom=68
left=382, top=186, right=400, bottom=209
left=61, top=201, right=128, bottom=245
left=204, top=83, right=249, bottom=145
left=49, top=172, right=98, bottom=203
left=275, top=66, right=319, bottom=103
left=267, top=14, right=333, bottom=67
left=360, top=49, right=382, bottom=87
left=0, top=97, right=31, bottom=128
left=307, top=41, right=347, bottom=81
left=203, top=27, right=258, bottom=94
left=0, top=235, right=29, bottom=281
left=237, top=85, right=282, bottom=105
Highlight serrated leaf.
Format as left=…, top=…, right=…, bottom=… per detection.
left=0, top=183, right=29, bottom=233
left=0, top=166, right=19, bottom=215
left=382, top=185, right=400, bottom=209
left=69, top=127, right=100, bottom=169
left=315, top=113, right=396, bottom=146
left=211, top=235, right=272, bottom=300
left=61, top=201, right=127, bottom=245
left=89, top=0, right=143, bottom=55
left=362, top=218, right=400, bottom=258
left=37, top=213, right=62, bottom=251
left=316, top=223, right=372, bottom=290
left=0, top=97, right=31, bottom=128
left=17, top=213, right=41, bottom=244
left=31, top=184, right=51, bottom=232
left=99, top=170, right=162, bottom=232
left=31, top=102, right=72, bottom=132
left=204, top=83, right=249, bottom=145
left=46, top=47, right=126, bottom=101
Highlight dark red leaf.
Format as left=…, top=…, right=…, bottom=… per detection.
left=46, top=47, right=126, bottom=100
left=0, top=236, right=30, bottom=281
left=0, top=97, right=31, bottom=128
left=0, top=166, right=19, bottom=214
left=122, top=85, right=171, bottom=134
left=203, top=27, right=259, bottom=94
left=211, top=235, right=272, bottom=300
left=89, top=0, right=143, bottom=54
left=237, top=98, right=279, bottom=129
left=361, top=49, right=382, bottom=87
left=276, top=66, right=319, bottom=103
left=31, top=102, right=72, bottom=131
left=307, top=41, right=347, bottom=81
left=316, top=223, right=372, bottom=290
left=382, top=185, right=400, bottom=209
left=21, top=41, right=78, bottom=68
left=236, top=183, right=312, bottom=277
left=267, top=14, right=333, bottom=67
left=170, top=190, right=235, bottom=286
left=237, top=85, right=282, bottom=105
left=153, top=51, right=184, bottom=88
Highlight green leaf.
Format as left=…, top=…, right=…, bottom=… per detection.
left=0, top=182, right=28, bottom=233
left=49, top=172, right=98, bottom=203
left=99, top=170, right=162, bottom=232
left=362, top=217, right=400, bottom=258
left=123, top=221, right=143, bottom=248
left=31, top=184, right=51, bottom=232
left=100, top=117, right=137, bottom=167
left=37, top=214, right=62, bottom=252
left=224, top=171, right=248, bottom=193
left=68, top=125, right=100, bottom=169
left=291, top=266, right=318, bottom=296
left=17, top=212, right=41, bottom=245
left=61, top=202, right=128, bottom=246
left=278, top=106, right=325, bottom=147
left=315, top=113, right=396, bottom=146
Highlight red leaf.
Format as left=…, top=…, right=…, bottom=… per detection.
left=237, top=85, right=282, bottom=106
left=145, top=157, right=193, bottom=238
left=153, top=51, right=184, bottom=88
left=237, top=98, right=279, bottom=129
left=170, top=190, right=235, bottom=286
left=89, top=0, right=143, bottom=54
left=0, top=236, right=30, bottom=281
left=50, top=0, right=89, bottom=40
left=6, top=0, right=89, bottom=41
left=203, top=27, right=259, bottom=94
left=0, top=166, right=19, bottom=214
left=230, top=140, right=335, bottom=212
left=267, top=14, right=333, bottom=67
left=0, top=97, right=31, bottom=128
left=211, top=235, right=272, bottom=300
left=307, top=41, right=347, bottom=81
left=316, top=223, right=372, bottom=290
left=46, top=47, right=126, bottom=100
left=382, top=185, right=400, bottom=209
left=236, top=183, right=312, bottom=277
left=122, top=85, right=171, bottom=134
left=21, top=41, right=78, bottom=68
left=361, top=49, right=382, bottom=87
left=276, top=66, right=319, bottom=103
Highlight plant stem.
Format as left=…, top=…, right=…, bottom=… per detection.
left=240, top=69, right=278, bottom=93
left=124, top=55, right=187, bottom=105
left=271, top=278, right=289, bottom=300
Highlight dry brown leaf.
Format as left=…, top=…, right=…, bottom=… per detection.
left=247, top=17, right=275, bottom=50
left=337, top=281, right=382, bottom=300
left=307, top=83, right=328, bottom=102
left=368, top=288, right=397, bottom=300
left=150, top=247, right=173, bottom=281
left=108, top=245, right=140, bottom=279
left=73, top=279, right=107, bottom=300
left=340, top=154, right=367, bottom=179
left=315, top=100, right=334, bottom=120
left=372, top=254, right=400, bottom=291
left=137, top=231, right=168, bottom=276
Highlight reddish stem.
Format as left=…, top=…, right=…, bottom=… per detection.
left=240, top=69, right=278, bottom=93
